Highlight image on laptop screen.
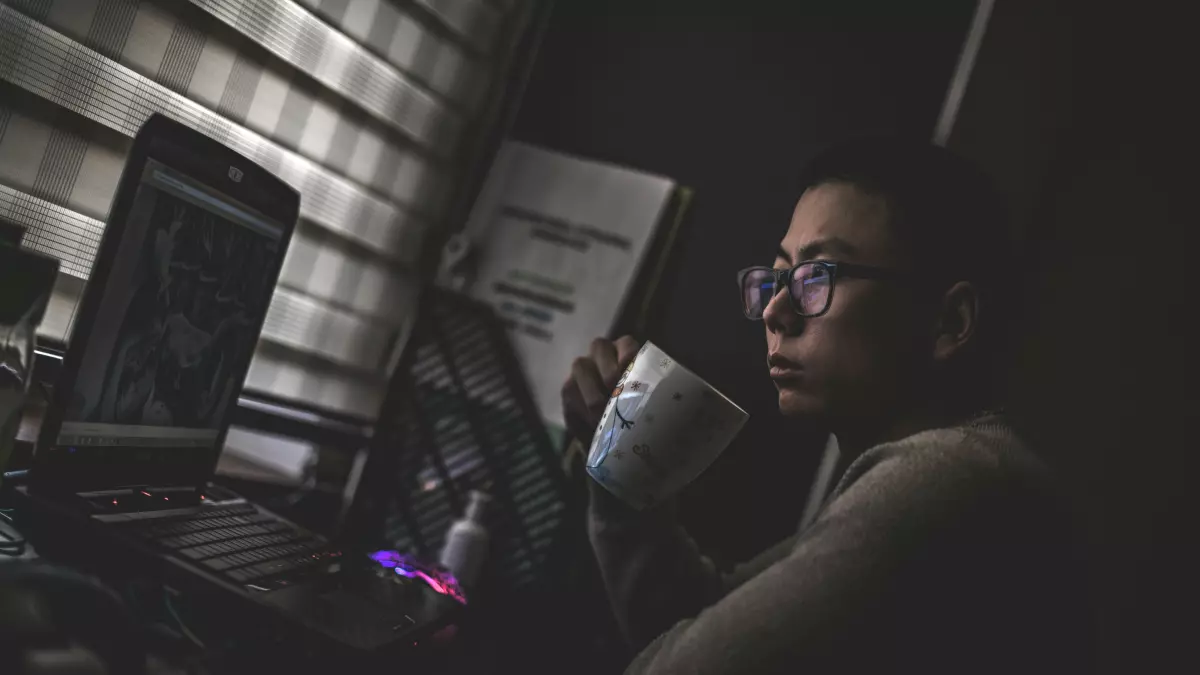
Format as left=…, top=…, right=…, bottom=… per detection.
left=56, top=159, right=283, bottom=453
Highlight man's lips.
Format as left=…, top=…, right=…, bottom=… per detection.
left=768, top=354, right=803, bottom=380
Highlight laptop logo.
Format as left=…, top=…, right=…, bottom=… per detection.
left=228, top=166, right=244, bottom=182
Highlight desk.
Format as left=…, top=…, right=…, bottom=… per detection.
left=0, top=401, right=461, bottom=673
left=0, top=487, right=621, bottom=675
left=0, top=513, right=203, bottom=674
left=1, top=392, right=605, bottom=674
left=0, top=495, right=481, bottom=674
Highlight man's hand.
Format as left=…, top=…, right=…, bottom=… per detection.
left=561, top=336, right=641, bottom=445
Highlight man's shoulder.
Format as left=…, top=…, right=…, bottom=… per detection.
left=827, top=415, right=1056, bottom=524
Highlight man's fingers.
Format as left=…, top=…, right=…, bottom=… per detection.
left=571, top=357, right=608, bottom=412
left=562, top=337, right=641, bottom=443
left=561, top=376, right=593, bottom=442
left=590, top=338, right=620, bottom=384
left=614, top=335, right=642, bottom=370
left=561, top=374, right=584, bottom=414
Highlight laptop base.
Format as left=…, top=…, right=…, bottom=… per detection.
left=13, top=483, right=461, bottom=663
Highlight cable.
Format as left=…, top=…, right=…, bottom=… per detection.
left=163, top=593, right=206, bottom=650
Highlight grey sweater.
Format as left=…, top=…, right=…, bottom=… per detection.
left=588, top=414, right=1093, bottom=674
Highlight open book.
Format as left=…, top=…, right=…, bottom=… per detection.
left=462, top=142, right=686, bottom=430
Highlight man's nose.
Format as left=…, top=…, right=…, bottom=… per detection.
left=762, top=283, right=800, bottom=335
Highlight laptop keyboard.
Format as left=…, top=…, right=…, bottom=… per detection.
left=121, top=503, right=342, bottom=585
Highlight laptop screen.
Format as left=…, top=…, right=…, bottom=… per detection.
left=54, top=158, right=284, bottom=460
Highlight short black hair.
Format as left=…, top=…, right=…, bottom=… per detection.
left=799, top=136, right=1017, bottom=406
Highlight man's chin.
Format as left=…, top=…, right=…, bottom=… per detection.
left=777, top=387, right=824, bottom=419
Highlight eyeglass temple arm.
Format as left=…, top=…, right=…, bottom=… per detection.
left=833, top=262, right=911, bottom=281
left=738, top=267, right=790, bottom=286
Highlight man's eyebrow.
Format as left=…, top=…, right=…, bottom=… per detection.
left=777, top=237, right=860, bottom=265
left=775, top=245, right=792, bottom=265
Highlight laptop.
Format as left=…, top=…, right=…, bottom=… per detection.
left=19, top=114, right=460, bottom=659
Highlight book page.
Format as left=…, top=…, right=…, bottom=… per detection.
left=463, top=142, right=675, bottom=427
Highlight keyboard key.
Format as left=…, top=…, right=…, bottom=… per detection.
left=179, top=547, right=207, bottom=560
left=228, top=568, right=256, bottom=583
left=249, top=558, right=294, bottom=578
left=202, top=556, right=235, bottom=572
left=162, top=525, right=275, bottom=549
left=120, top=503, right=334, bottom=584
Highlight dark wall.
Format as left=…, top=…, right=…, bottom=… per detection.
left=946, top=2, right=1194, bottom=672
left=511, top=0, right=975, bottom=560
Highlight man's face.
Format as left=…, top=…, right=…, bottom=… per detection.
left=764, top=182, right=929, bottom=427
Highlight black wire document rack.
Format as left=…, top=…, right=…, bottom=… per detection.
left=370, top=289, right=568, bottom=592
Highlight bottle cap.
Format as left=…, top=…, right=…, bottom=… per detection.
left=465, top=490, right=491, bottom=521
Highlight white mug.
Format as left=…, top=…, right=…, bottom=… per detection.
left=585, top=342, right=749, bottom=510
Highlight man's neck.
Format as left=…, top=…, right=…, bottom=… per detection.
left=831, top=404, right=954, bottom=460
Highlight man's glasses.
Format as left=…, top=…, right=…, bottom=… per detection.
left=737, top=260, right=915, bottom=320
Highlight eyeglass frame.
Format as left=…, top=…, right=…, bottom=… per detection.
left=736, top=260, right=923, bottom=320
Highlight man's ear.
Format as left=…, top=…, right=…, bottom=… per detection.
left=932, top=281, right=980, bottom=364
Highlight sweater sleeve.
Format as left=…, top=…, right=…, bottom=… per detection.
left=586, top=478, right=800, bottom=651
left=601, top=428, right=1045, bottom=674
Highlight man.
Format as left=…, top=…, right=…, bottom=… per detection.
left=562, top=138, right=1092, bottom=673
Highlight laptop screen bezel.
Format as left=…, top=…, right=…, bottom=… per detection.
left=33, top=114, right=299, bottom=493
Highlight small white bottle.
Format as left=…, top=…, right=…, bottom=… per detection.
left=438, top=491, right=491, bottom=587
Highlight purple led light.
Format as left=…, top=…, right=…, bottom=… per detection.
left=369, top=550, right=399, bottom=568
left=369, top=550, right=467, bottom=604
left=415, top=570, right=447, bottom=595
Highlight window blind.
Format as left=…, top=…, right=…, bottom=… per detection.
left=0, top=0, right=526, bottom=419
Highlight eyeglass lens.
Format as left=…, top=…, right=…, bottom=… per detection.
left=741, top=268, right=777, bottom=319
left=741, top=263, right=832, bottom=319
left=792, top=263, right=832, bottom=316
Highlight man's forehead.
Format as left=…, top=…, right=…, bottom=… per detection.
left=777, top=182, right=896, bottom=264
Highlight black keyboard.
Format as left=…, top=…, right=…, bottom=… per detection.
left=119, top=503, right=342, bottom=585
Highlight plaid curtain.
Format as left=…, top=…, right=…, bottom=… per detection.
left=0, top=0, right=519, bottom=417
